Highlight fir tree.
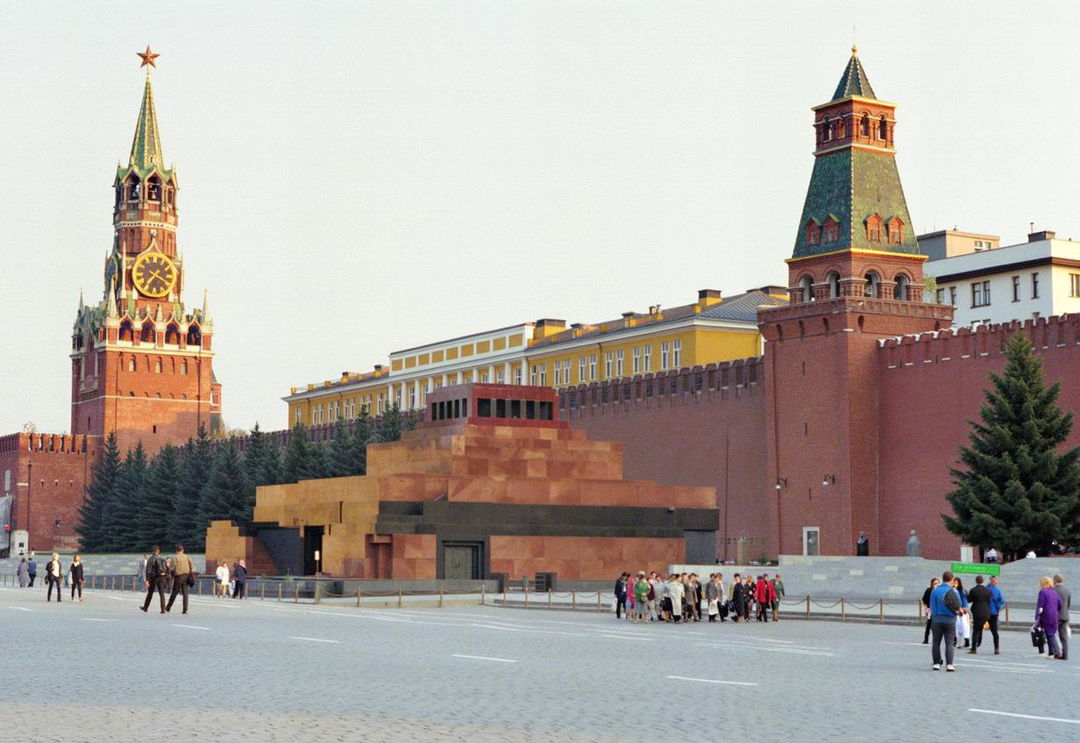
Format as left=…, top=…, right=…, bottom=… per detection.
left=260, top=438, right=284, bottom=486
left=169, top=427, right=213, bottom=548
left=349, top=409, right=372, bottom=476
left=101, top=443, right=148, bottom=552
left=944, top=334, right=1080, bottom=560
left=283, top=423, right=317, bottom=483
left=77, top=432, right=121, bottom=552
left=135, top=444, right=180, bottom=550
left=328, top=417, right=355, bottom=477
left=198, top=437, right=250, bottom=531
left=243, top=423, right=270, bottom=486
left=374, top=402, right=406, bottom=443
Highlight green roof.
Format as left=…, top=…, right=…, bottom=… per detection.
left=792, top=148, right=919, bottom=258
left=832, top=47, right=876, bottom=101
left=129, top=72, right=164, bottom=171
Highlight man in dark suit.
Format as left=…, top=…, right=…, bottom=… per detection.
left=1054, top=575, right=1071, bottom=661
left=139, top=545, right=168, bottom=614
left=966, top=574, right=993, bottom=654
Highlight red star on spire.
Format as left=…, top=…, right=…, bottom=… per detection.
left=137, top=46, right=160, bottom=69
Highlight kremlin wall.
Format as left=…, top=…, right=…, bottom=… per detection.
left=4, top=48, right=1079, bottom=578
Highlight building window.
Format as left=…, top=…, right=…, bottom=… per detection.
left=878, top=115, right=887, bottom=140
left=552, top=362, right=561, bottom=386
left=949, top=286, right=957, bottom=307
left=529, top=366, right=537, bottom=385
left=643, top=345, right=652, bottom=371
left=1032, top=272, right=1040, bottom=299
left=589, top=354, right=597, bottom=381
left=672, top=340, right=682, bottom=369
left=971, top=280, right=991, bottom=308
left=604, top=352, right=613, bottom=378
left=826, top=272, right=840, bottom=298
left=615, top=350, right=625, bottom=377
left=1071, top=273, right=1080, bottom=298
left=894, top=275, right=910, bottom=301
left=179, top=359, right=188, bottom=375
left=860, top=113, right=870, bottom=137
left=632, top=347, right=641, bottom=374
left=538, top=365, right=546, bottom=386
left=578, top=357, right=586, bottom=382
left=823, top=217, right=839, bottom=243
left=865, top=213, right=882, bottom=242
left=935, top=288, right=945, bottom=304
left=496, top=367, right=505, bottom=384
left=806, top=220, right=821, bottom=246
left=1012, top=275, right=1021, bottom=302
left=660, top=342, right=670, bottom=369
left=154, top=358, right=162, bottom=374
left=887, top=217, right=904, bottom=245
left=562, top=360, right=571, bottom=385
left=513, top=367, right=522, bottom=385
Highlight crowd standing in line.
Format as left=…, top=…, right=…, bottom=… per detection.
left=614, top=571, right=785, bottom=625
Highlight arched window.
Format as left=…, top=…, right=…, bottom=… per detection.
left=166, top=188, right=175, bottom=207
left=878, top=115, right=887, bottom=140
left=128, top=178, right=140, bottom=201
left=835, top=117, right=845, bottom=138
left=865, top=213, right=883, bottom=242
left=805, top=219, right=822, bottom=246
left=894, top=274, right=910, bottom=301
left=799, top=275, right=814, bottom=303
left=119, top=320, right=134, bottom=342
left=147, top=175, right=162, bottom=201
left=164, top=324, right=181, bottom=345
left=127, top=356, right=136, bottom=372
left=154, top=358, right=163, bottom=374
left=187, top=326, right=201, bottom=346
left=823, top=116, right=832, bottom=141
left=826, top=272, right=840, bottom=298
left=860, top=113, right=870, bottom=137
left=865, top=271, right=881, bottom=298
left=823, top=216, right=840, bottom=243
left=140, top=323, right=155, bottom=344
left=179, top=359, right=188, bottom=375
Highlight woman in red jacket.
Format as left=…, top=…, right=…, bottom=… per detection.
left=755, top=574, right=777, bottom=622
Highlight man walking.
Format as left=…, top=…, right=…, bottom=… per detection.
left=966, top=575, right=992, bottom=654
left=27, top=553, right=37, bottom=588
left=987, top=576, right=1005, bottom=654
left=140, top=545, right=169, bottom=614
left=165, top=545, right=194, bottom=615
left=1054, top=575, right=1071, bottom=661
left=929, top=570, right=962, bottom=671
left=613, top=572, right=628, bottom=620
left=45, top=553, right=63, bottom=602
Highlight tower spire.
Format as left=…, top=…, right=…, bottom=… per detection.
left=130, top=48, right=164, bottom=171
left=832, top=46, right=876, bottom=101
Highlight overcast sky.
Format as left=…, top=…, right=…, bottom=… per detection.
left=1, top=1, right=1078, bottom=434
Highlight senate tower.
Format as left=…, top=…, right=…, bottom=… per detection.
left=70, top=48, right=221, bottom=454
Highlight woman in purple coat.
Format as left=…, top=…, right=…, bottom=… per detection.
left=1035, top=576, right=1064, bottom=658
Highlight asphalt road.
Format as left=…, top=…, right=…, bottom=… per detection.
left=2, top=585, right=1077, bottom=742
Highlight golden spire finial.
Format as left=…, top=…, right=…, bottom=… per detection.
left=851, top=44, right=858, bottom=56
left=137, top=45, right=160, bottom=69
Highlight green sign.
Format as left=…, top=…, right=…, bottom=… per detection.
left=950, top=562, right=1001, bottom=576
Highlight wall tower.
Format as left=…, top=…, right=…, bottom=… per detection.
left=70, top=48, right=221, bottom=454
left=757, top=48, right=952, bottom=557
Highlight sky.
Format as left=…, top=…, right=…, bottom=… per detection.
left=2, top=1, right=1079, bottom=435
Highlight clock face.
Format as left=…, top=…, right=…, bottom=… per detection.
left=132, top=252, right=177, bottom=298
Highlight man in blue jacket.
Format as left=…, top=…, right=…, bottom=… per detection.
left=929, top=570, right=963, bottom=671
left=987, top=576, right=1006, bottom=655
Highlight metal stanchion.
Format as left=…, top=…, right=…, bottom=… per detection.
left=261, top=581, right=265, bottom=600
left=397, top=588, right=403, bottom=608
left=805, top=595, right=810, bottom=619
left=840, top=596, right=846, bottom=622
left=524, top=584, right=529, bottom=609
left=1005, top=603, right=1010, bottom=624
left=548, top=589, right=552, bottom=608
left=572, top=589, right=576, bottom=610
left=879, top=599, right=884, bottom=623
left=439, top=588, right=444, bottom=608
left=480, top=585, right=485, bottom=606
left=356, top=588, right=361, bottom=607
left=294, top=584, right=299, bottom=603
left=597, top=591, right=602, bottom=611
left=278, top=583, right=283, bottom=601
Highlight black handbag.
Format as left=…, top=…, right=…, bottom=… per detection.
left=1030, top=627, right=1046, bottom=647
left=186, top=572, right=195, bottom=588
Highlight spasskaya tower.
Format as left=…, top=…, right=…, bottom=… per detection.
left=71, top=47, right=222, bottom=454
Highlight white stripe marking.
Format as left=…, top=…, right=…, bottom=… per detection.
left=667, top=675, right=758, bottom=687
left=79, top=618, right=115, bottom=622
left=599, top=634, right=654, bottom=641
left=9, top=607, right=31, bottom=612
left=104, top=596, right=126, bottom=602
left=173, top=624, right=210, bottom=630
left=451, top=654, right=518, bottom=663
left=969, top=709, right=1080, bottom=725
left=288, top=636, right=341, bottom=644
left=963, top=658, right=1046, bottom=669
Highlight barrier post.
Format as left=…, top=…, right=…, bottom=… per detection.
left=879, top=599, right=884, bottom=623
left=261, top=581, right=265, bottom=600
left=1005, top=603, right=1010, bottom=624
left=598, top=591, right=602, bottom=611
left=294, top=583, right=299, bottom=603
left=439, top=588, right=444, bottom=608
left=841, top=596, right=846, bottom=622
left=572, top=590, right=576, bottom=610
left=356, top=589, right=361, bottom=607
left=524, top=584, right=529, bottom=609
left=805, top=595, right=810, bottom=619
left=398, top=588, right=403, bottom=608
left=198, top=578, right=203, bottom=596
left=480, top=585, right=485, bottom=606
left=278, top=583, right=283, bottom=601
left=548, top=589, right=552, bottom=608
left=314, top=580, right=320, bottom=605
left=503, top=584, right=507, bottom=606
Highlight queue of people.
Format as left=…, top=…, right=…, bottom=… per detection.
left=614, top=571, right=785, bottom=624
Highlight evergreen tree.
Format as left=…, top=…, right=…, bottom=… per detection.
left=169, top=427, right=213, bottom=548
left=349, top=409, right=372, bottom=476
left=374, top=402, right=406, bottom=443
left=101, top=443, right=148, bottom=552
left=260, top=438, right=284, bottom=486
left=328, top=417, right=355, bottom=477
left=135, top=444, right=180, bottom=550
left=243, top=423, right=270, bottom=486
left=283, top=423, right=317, bottom=483
left=944, top=334, right=1080, bottom=560
left=198, top=437, right=250, bottom=531
left=77, top=432, right=121, bottom=552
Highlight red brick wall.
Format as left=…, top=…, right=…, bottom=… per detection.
left=560, top=362, right=769, bottom=562
left=877, top=317, right=1080, bottom=558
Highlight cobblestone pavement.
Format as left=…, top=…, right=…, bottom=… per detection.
left=3, top=586, right=1078, bottom=742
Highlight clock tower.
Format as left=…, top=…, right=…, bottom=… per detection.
left=71, top=48, right=222, bottom=454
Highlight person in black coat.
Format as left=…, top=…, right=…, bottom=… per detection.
left=921, top=577, right=940, bottom=643
left=613, top=573, right=628, bottom=619
left=966, top=575, right=993, bottom=653
left=69, top=555, right=85, bottom=602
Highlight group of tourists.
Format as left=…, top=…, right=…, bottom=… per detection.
left=14, top=552, right=84, bottom=602
left=137, top=544, right=196, bottom=615
left=924, top=570, right=1071, bottom=671
left=614, top=571, right=785, bottom=624
left=212, top=558, right=249, bottom=598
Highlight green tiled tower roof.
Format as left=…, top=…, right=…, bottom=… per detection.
left=129, top=71, right=164, bottom=171
left=832, top=46, right=876, bottom=101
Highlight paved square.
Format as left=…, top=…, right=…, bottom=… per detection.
left=2, top=586, right=1077, bottom=741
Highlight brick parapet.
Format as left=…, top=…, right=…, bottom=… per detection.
left=877, top=313, right=1080, bottom=370
left=0, top=432, right=92, bottom=456
left=556, top=358, right=763, bottom=419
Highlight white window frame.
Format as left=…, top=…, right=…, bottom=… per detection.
left=672, top=340, right=682, bottom=368
left=661, top=342, right=670, bottom=369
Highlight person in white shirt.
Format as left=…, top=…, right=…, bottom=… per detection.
left=216, top=560, right=231, bottom=598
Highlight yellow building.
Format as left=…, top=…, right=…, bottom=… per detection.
left=283, top=287, right=787, bottom=425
